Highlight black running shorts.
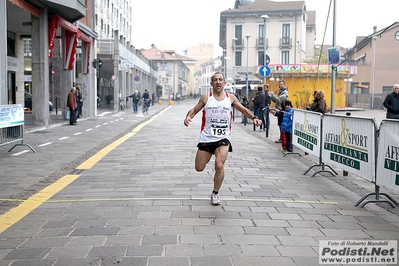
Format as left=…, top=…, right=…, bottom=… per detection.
left=197, top=139, right=233, bottom=154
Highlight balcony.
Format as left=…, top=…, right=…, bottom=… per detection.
left=256, top=38, right=268, bottom=49
left=232, top=39, right=243, bottom=50
left=280, top=37, right=292, bottom=49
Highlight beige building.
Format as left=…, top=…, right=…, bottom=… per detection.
left=345, top=23, right=399, bottom=109
left=141, top=45, right=195, bottom=99
left=183, top=43, right=214, bottom=97
left=219, top=0, right=316, bottom=90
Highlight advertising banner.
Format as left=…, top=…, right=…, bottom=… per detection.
left=293, top=109, right=323, bottom=157
left=322, top=115, right=375, bottom=182
left=0, top=105, right=24, bottom=129
left=376, top=119, right=399, bottom=193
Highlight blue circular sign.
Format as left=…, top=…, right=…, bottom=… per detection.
left=259, top=65, right=271, bottom=77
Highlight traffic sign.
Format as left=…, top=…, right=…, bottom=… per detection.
left=259, top=65, right=271, bottom=77
left=134, top=76, right=140, bottom=81
left=92, top=59, right=103, bottom=69
left=111, top=75, right=117, bottom=80
left=265, top=54, right=270, bottom=65
left=328, top=47, right=340, bottom=64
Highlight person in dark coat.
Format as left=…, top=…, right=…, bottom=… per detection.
left=383, top=84, right=399, bottom=119
left=309, top=90, right=327, bottom=115
left=67, top=87, right=77, bottom=125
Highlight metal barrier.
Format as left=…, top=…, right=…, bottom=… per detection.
left=0, top=105, right=35, bottom=153
left=293, top=109, right=397, bottom=208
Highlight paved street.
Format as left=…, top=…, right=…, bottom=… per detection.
left=0, top=99, right=398, bottom=265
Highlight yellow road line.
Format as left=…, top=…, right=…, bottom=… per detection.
left=0, top=106, right=172, bottom=233
left=0, top=174, right=80, bottom=234
left=77, top=107, right=170, bottom=170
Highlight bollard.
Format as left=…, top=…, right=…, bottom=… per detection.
left=343, top=111, right=352, bottom=176
left=169, top=101, right=174, bottom=106
left=158, top=100, right=162, bottom=105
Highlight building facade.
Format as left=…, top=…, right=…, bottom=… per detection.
left=3, top=0, right=95, bottom=126
left=345, top=23, right=399, bottom=109
left=141, top=46, right=195, bottom=100
left=94, top=0, right=156, bottom=110
left=219, top=0, right=316, bottom=89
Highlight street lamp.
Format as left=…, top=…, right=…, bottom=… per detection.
left=245, top=34, right=251, bottom=99
left=344, top=77, right=353, bottom=109
left=223, top=49, right=227, bottom=79
left=232, top=37, right=238, bottom=93
left=371, top=36, right=377, bottom=109
left=261, top=15, right=269, bottom=86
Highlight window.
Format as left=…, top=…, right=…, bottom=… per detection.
left=281, top=51, right=290, bottom=64
left=235, top=25, right=242, bottom=46
left=258, top=51, right=265, bottom=65
left=235, top=51, right=242, bottom=66
left=7, top=31, right=16, bottom=57
left=258, top=24, right=265, bottom=45
left=23, top=39, right=32, bottom=56
left=282, top=24, right=290, bottom=44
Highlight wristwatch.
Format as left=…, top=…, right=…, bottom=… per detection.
left=252, top=116, right=258, bottom=120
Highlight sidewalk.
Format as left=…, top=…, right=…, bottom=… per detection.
left=0, top=100, right=397, bottom=265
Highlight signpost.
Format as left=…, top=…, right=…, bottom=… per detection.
left=93, top=59, right=103, bottom=99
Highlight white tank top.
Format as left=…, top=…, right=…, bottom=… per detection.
left=199, top=92, right=232, bottom=143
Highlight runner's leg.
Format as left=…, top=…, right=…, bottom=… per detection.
left=213, top=145, right=229, bottom=191
left=195, top=150, right=212, bottom=172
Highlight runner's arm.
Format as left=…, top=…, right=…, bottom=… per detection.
left=184, top=94, right=207, bottom=126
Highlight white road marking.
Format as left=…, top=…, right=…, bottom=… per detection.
left=59, top=137, right=69, bottom=140
left=38, top=142, right=53, bottom=147
left=74, top=132, right=83, bottom=136
left=11, top=150, right=30, bottom=156
left=85, top=128, right=93, bottom=132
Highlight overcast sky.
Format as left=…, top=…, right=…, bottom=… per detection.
left=131, top=0, right=399, bottom=55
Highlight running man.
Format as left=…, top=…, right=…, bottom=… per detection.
left=184, top=72, right=261, bottom=205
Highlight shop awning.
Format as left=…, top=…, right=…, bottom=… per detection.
left=48, top=14, right=91, bottom=72
left=8, top=0, right=40, bottom=17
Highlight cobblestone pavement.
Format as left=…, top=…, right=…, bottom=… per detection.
left=0, top=100, right=397, bottom=265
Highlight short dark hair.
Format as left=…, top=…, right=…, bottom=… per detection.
left=285, top=100, right=292, bottom=107
left=211, top=72, right=225, bottom=82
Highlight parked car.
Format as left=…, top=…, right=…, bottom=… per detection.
left=24, top=92, right=54, bottom=111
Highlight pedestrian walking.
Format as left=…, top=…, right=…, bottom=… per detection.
left=383, top=84, right=399, bottom=119
left=66, top=87, right=77, bottom=125
left=241, top=95, right=249, bottom=126
left=183, top=72, right=261, bottom=206
left=76, top=87, right=83, bottom=118
left=262, top=84, right=272, bottom=134
left=129, top=90, right=140, bottom=113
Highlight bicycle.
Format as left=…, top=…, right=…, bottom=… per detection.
left=142, top=99, right=150, bottom=114
left=119, top=98, right=125, bottom=110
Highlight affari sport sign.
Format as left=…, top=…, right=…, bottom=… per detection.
left=292, top=109, right=322, bottom=157
left=321, top=114, right=376, bottom=182
left=376, top=119, right=399, bottom=193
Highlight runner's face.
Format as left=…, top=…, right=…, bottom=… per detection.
left=210, top=74, right=225, bottom=92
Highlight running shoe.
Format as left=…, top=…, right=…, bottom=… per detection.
left=211, top=192, right=220, bottom=206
